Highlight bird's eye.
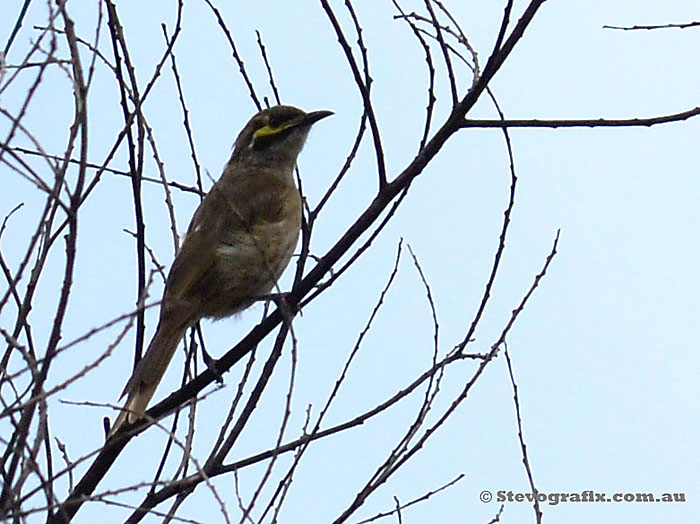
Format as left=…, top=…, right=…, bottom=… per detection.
left=251, top=117, right=294, bottom=149
left=268, top=114, right=284, bottom=127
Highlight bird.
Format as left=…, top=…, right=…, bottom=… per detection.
left=110, top=105, right=332, bottom=436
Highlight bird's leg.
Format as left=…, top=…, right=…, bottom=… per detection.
left=194, top=323, right=224, bottom=385
left=257, top=291, right=300, bottom=320
left=266, top=291, right=301, bottom=317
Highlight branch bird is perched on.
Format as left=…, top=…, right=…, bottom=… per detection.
left=110, top=105, right=332, bottom=436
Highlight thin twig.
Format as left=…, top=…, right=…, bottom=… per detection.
left=504, top=343, right=542, bottom=523
left=603, top=21, right=700, bottom=31
left=461, top=108, right=700, bottom=128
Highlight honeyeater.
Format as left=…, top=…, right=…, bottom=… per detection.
left=110, top=105, right=332, bottom=436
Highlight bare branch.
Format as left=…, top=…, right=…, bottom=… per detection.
left=603, top=21, right=700, bottom=31
left=504, top=344, right=542, bottom=523
left=462, top=107, right=700, bottom=129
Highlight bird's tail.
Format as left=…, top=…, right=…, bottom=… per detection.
left=109, top=324, right=185, bottom=437
left=109, top=383, right=158, bottom=438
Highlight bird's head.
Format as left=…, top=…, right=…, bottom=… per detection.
left=232, top=105, right=333, bottom=165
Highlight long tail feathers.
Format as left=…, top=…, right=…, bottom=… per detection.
left=109, top=383, right=157, bottom=437
left=109, top=325, right=185, bottom=438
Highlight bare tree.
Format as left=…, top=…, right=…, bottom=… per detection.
left=1, top=1, right=696, bottom=523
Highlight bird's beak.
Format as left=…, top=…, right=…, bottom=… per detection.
left=301, top=110, right=334, bottom=127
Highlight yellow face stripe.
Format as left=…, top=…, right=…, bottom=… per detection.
left=253, top=122, right=293, bottom=139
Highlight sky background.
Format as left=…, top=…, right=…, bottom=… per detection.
left=1, top=1, right=699, bottom=523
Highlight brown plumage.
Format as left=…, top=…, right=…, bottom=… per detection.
left=110, top=105, right=332, bottom=436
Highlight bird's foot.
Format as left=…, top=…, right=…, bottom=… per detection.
left=202, top=346, right=224, bottom=385
left=259, top=292, right=300, bottom=319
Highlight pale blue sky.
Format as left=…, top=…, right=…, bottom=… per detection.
left=1, top=1, right=699, bottom=523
